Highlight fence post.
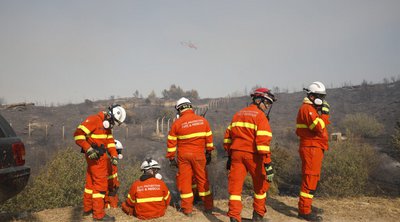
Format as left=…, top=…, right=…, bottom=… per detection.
left=45, top=125, right=48, bottom=138
left=161, top=116, right=165, bottom=135
left=62, top=126, right=65, bottom=140
left=125, top=126, right=129, bottom=139
left=28, top=123, right=31, bottom=137
left=141, top=124, right=143, bottom=136
left=156, top=118, right=160, bottom=134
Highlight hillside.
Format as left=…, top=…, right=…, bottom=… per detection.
left=2, top=196, right=400, bottom=222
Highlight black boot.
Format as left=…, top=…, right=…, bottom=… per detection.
left=93, top=214, right=115, bottom=221
left=230, top=217, right=239, bottom=222
left=298, top=213, right=323, bottom=221
left=82, top=210, right=92, bottom=216
left=252, top=211, right=264, bottom=222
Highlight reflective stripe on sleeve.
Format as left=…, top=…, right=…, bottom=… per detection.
left=256, top=130, right=272, bottom=137
left=206, top=143, right=214, bottom=147
left=164, top=191, right=170, bottom=200
left=84, top=188, right=93, bottom=194
left=168, top=135, right=177, bottom=140
left=128, top=194, right=136, bottom=203
left=257, top=145, right=270, bottom=152
left=78, top=125, right=91, bottom=134
left=108, top=173, right=118, bottom=179
left=74, top=135, right=86, bottom=141
left=167, top=147, right=177, bottom=152
left=224, top=138, right=232, bottom=144
left=93, top=193, right=105, bottom=199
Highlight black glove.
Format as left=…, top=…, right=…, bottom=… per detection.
left=86, top=147, right=100, bottom=160
left=264, top=164, right=274, bottom=182
left=206, top=152, right=212, bottom=165
left=321, top=100, right=330, bottom=115
left=226, top=156, right=232, bottom=171
left=169, top=158, right=178, bottom=168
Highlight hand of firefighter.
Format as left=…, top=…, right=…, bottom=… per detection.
left=226, top=156, right=232, bottom=171
left=111, top=157, right=118, bottom=165
left=321, top=100, right=330, bottom=115
left=169, top=158, right=178, bottom=168
left=86, top=147, right=99, bottom=160
left=205, top=151, right=212, bottom=165
left=264, top=164, right=274, bottom=183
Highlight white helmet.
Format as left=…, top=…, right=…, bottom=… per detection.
left=306, top=81, right=326, bottom=95
left=140, top=158, right=161, bottom=171
left=175, top=97, right=192, bottom=111
left=108, top=104, right=126, bottom=125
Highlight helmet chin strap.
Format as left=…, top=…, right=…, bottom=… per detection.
left=266, top=103, right=273, bottom=120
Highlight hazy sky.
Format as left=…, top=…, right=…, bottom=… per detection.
left=0, top=0, right=399, bottom=105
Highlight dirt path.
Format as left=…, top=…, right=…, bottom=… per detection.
left=2, top=196, right=400, bottom=222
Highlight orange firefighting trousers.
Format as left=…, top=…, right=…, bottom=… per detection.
left=177, top=152, right=213, bottom=213
left=83, top=155, right=109, bottom=219
left=298, top=146, right=324, bottom=214
left=228, top=151, right=270, bottom=222
left=105, top=162, right=119, bottom=208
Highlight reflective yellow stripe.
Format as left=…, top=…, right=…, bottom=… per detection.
left=167, top=147, right=177, bottom=152
left=168, top=135, right=177, bottom=140
left=199, top=190, right=211, bottom=197
left=78, top=125, right=91, bottom=134
left=206, top=143, right=214, bottom=147
left=231, top=122, right=257, bottom=130
left=74, top=135, right=86, bottom=141
left=108, top=173, right=118, bottom=179
left=84, top=188, right=93, bottom=194
left=177, top=132, right=208, bottom=139
left=229, top=195, right=241, bottom=201
left=93, top=193, right=105, bottom=199
left=309, top=118, right=319, bottom=130
left=317, top=118, right=326, bottom=129
left=128, top=194, right=136, bottom=203
left=227, top=125, right=232, bottom=130
left=137, top=196, right=164, bottom=203
left=107, top=134, right=113, bottom=139
left=300, top=191, right=314, bottom=199
left=180, top=192, right=193, bottom=199
left=296, top=124, right=308, bottom=128
left=224, top=138, right=232, bottom=144
left=254, top=193, right=266, bottom=199
left=205, top=131, right=212, bottom=136
left=256, top=130, right=272, bottom=137
left=107, top=143, right=116, bottom=148
left=164, top=191, right=170, bottom=200
left=90, top=134, right=108, bottom=139
left=257, top=145, right=270, bottom=152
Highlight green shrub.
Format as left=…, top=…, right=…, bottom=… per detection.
left=319, top=139, right=379, bottom=197
left=0, top=147, right=86, bottom=212
left=392, top=121, right=400, bottom=152
left=341, top=113, right=384, bottom=138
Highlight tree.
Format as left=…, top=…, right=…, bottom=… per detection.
left=341, top=113, right=384, bottom=138
left=162, top=84, right=199, bottom=100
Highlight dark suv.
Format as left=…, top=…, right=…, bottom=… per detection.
left=0, top=113, right=30, bottom=203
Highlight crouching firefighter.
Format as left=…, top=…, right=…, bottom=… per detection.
left=121, top=158, right=171, bottom=220
left=74, top=104, right=126, bottom=221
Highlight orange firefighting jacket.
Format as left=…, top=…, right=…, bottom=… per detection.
left=166, top=109, right=214, bottom=159
left=296, top=97, right=330, bottom=150
left=73, top=111, right=118, bottom=157
left=125, top=177, right=171, bottom=220
left=223, top=104, right=272, bottom=163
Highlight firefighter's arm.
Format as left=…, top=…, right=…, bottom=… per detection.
left=73, top=122, right=94, bottom=152
left=223, top=124, right=232, bottom=152
left=255, top=115, right=272, bottom=156
left=163, top=183, right=171, bottom=206
left=166, top=125, right=178, bottom=160
left=106, top=134, right=118, bottom=158
left=205, top=121, right=214, bottom=152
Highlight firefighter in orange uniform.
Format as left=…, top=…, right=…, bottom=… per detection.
left=223, top=88, right=276, bottom=222
left=296, top=81, right=330, bottom=221
left=74, top=104, right=126, bottom=221
left=105, top=139, right=123, bottom=209
left=121, top=158, right=171, bottom=220
left=166, top=97, right=214, bottom=216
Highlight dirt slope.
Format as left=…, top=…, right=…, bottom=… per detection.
left=3, top=196, right=400, bottom=222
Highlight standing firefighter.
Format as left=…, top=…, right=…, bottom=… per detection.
left=74, top=104, right=126, bottom=221
left=223, top=88, right=276, bottom=222
left=166, top=97, right=214, bottom=216
left=296, top=81, right=330, bottom=221
left=105, top=139, right=123, bottom=209
left=121, top=158, right=171, bottom=220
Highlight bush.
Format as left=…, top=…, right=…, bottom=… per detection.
left=0, top=147, right=86, bottom=212
left=341, top=113, right=384, bottom=138
left=319, top=138, right=380, bottom=197
left=392, top=121, right=400, bottom=152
